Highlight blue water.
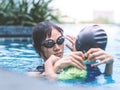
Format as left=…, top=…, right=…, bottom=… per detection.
left=0, top=39, right=41, bottom=73
left=0, top=24, right=120, bottom=88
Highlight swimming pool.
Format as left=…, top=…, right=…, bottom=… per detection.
left=0, top=38, right=42, bottom=73
left=0, top=24, right=120, bottom=89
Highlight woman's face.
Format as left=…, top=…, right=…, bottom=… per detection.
left=41, top=28, right=64, bottom=60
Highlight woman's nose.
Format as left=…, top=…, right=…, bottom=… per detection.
left=53, top=44, right=61, bottom=51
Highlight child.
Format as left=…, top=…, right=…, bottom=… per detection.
left=57, top=25, right=107, bottom=82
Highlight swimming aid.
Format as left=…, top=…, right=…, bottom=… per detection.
left=57, top=66, right=87, bottom=81
left=57, top=60, right=101, bottom=81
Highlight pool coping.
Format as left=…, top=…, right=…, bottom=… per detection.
left=0, top=69, right=119, bottom=90
left=0, top=26, right=32, bottom=37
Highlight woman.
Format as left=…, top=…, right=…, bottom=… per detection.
left=28, top=21, right=114, bottom=81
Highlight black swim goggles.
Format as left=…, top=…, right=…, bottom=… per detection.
left=42, top=36, right=65, bottom=48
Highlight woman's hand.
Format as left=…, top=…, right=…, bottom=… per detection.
left=65, top=35, right=76, bottom=51
left=54, top=51, right=86, bottom=72
left=85, top=48, right=114, bottom=67
left=44, top=55, right=60, bottom=80
left=45, top=55, right=60, bottom=65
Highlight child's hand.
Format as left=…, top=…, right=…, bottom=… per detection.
left=85, top=48, right=114, bottom=66
left=65, top=35, right=76, bottom=51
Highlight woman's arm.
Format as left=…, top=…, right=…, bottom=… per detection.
left=44, top=55, right=60, bottom=80
left=27, top=55, right=60, bottom=80
left=54, top=51, right=86, bottom=72
left=45, top=52, right=86, bottom=80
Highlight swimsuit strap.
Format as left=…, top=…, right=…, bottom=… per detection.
left=36, top=65, right=45, bottom=73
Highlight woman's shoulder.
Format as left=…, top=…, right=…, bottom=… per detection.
left=26, top=71, right=46, bottom=78
left=26, top=71, right=43, bottom=77
left=26, top=65, right=45, bottom=78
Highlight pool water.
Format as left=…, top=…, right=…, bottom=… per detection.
left=0, top=38, right=42, bottom=73
left=0, top=24, right=120, bottom=88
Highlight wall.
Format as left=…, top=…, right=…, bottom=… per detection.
left=0, top=26, right=32, bottom=37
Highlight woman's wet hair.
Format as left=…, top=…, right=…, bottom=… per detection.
left=32, top=21, right=63, bottom=56
left=75, top=25, right=107, bottom=52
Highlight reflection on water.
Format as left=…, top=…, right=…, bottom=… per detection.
left=0, top=24, right=120, bottom=88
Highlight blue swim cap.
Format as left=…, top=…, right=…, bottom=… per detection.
left=75, top=25, right=107, bottom=52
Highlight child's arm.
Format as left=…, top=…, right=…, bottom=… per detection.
left=104, top=58, right=114, bottom=75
